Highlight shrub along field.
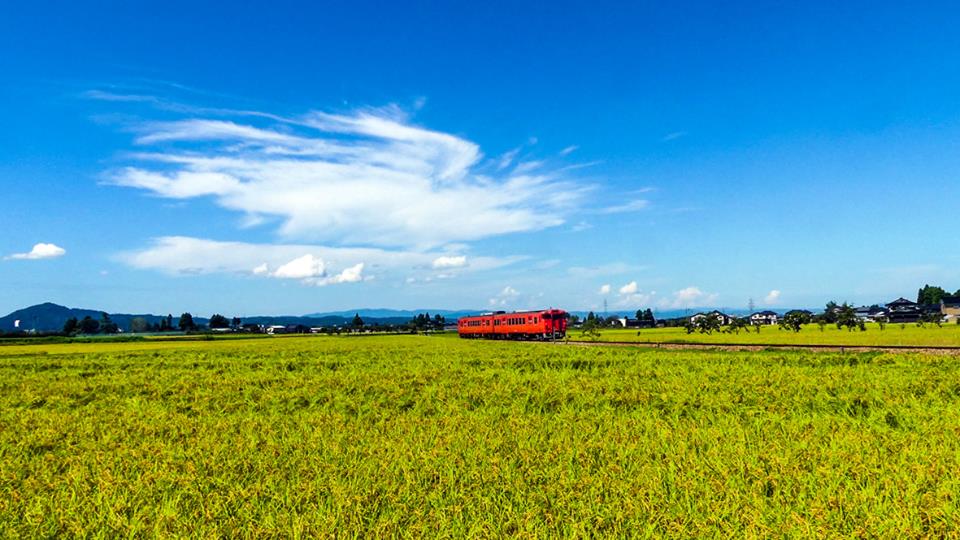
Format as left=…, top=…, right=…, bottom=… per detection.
left=579, top=322, right=960, bottom=347
left=1, top=335, right=958, bottom=537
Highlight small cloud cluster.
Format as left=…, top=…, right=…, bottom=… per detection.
left=6, top=243, right=66, bottom=260
left=660, top=286, right=718, bottom=309
left=489, top=286, right=519, bottom=307
left=600, top=281, right=718, bottom=310
left=613, top=280, right=656, bottom=307
left=119, top=236, right=516, bottom=288
left=764, top=289, right=781, bottom=305
left=432, top=255, right=467, bottom=269
left=252, top=254, right=365, bottom=286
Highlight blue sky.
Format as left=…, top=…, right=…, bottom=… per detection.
left=2, top=1, right=960, bottom=317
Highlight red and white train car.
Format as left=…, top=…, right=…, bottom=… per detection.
left=457, top=309, right=569, bottom=340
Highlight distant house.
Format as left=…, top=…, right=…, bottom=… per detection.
left=266, top=325, right=287, bottom=334
left=885, top=297, right=923, bottom=323
left=854, top=305, right=887, bottom=322
left=622, top=314, right=657, bottom=328
left=617, top=317, right=644, bottom=328
left=691, top=310, right=736, bottom=325
left=942, top=296, right=960, bottom=322
left=749, top=311, right=779, bottom=325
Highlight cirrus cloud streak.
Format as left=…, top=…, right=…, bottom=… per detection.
left=108, top=105, right=583, bottom=248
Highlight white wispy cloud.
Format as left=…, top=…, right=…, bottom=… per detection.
left=559, top=145, right=579, bottom=156
left=661, top=131, right=687, bottom=142
left=570, top=221, right=593, bottom=232
left=7, top=243, right=66, bottom=260
left=599, top=284, right=611, bottom=295
left=497, top=148, right=521, bottom=170
left=568, top=262, right=642, bottom=278
left=105, top=103, right=584, bottom=248
left=599, top=199, right=650, bottom=214
left=513, top=160, right=545, bottom=174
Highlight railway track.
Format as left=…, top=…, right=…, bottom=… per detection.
left=553, top=340, right=960, bottom=355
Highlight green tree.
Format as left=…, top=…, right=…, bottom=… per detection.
left=79, top=316, right=100, bottom=334
left=917, top=284, right=948, bottom=305
left=62, top=317, right=79, bottom=335
left=129, top=317, right=150, bottom=333
left=352, top=313, right=364, bottom=328
left=779, top=311, right=811, bottom=332
left=178, top=313, right=196, bottom=332
left=100, top=312, right=119, bottom=334
left=726, top=317, right=749, bottom=334
left=158, top=314, right=174, bottom=332
left=580, top=317, right=601, bottom=341
left=823, top=301, right=839, bottom=324
left=835, top=303, right=858, bottom=331
left=231, top=317, right=242, bottom=329
left=693, top=314, right=721, bottom=335
left=209, top=314, right=230, bottom=329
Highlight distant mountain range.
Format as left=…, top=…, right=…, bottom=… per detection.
left=0, top=303, right=207, bottom=333
left=0, top=303, right=808, bottom=333
left=0, top=303, right=480, bottom=333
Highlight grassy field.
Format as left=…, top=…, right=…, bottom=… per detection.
left=2, top=335, right=959, bottom=537
left=576, top=322, right=960, bottom=347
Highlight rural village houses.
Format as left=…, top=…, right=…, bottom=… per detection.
left=683, top=295, right=960, bottom=326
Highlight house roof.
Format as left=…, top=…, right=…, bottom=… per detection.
left=942, top=296, right=960, bottom=308
left=886, top=297, right=917, bottom=307
left=751, top=311, right=778, bottom=316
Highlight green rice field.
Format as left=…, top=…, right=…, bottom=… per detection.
left=2, top=335, right=959, bottom=537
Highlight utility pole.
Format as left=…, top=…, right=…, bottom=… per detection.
left=748, top=298, right=755, bottom=313
left=603, top=298, right=608, bottom=319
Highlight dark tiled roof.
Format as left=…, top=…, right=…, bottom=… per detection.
left=942, top=296, right=960, bottom=307
left=886, top=297, right=917, bottom=307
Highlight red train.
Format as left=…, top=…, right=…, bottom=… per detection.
left=457, top=309, right=569, bottom=340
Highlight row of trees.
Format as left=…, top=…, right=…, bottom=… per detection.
left=409, top=313, right=446, bottom=332
left=571, top=312, right=625, bottom=328
left=917, top=284, right=960, bottom=306
left=62, top=312, right=217, bottom=335
left=62, top=313, right=120, bottom=335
